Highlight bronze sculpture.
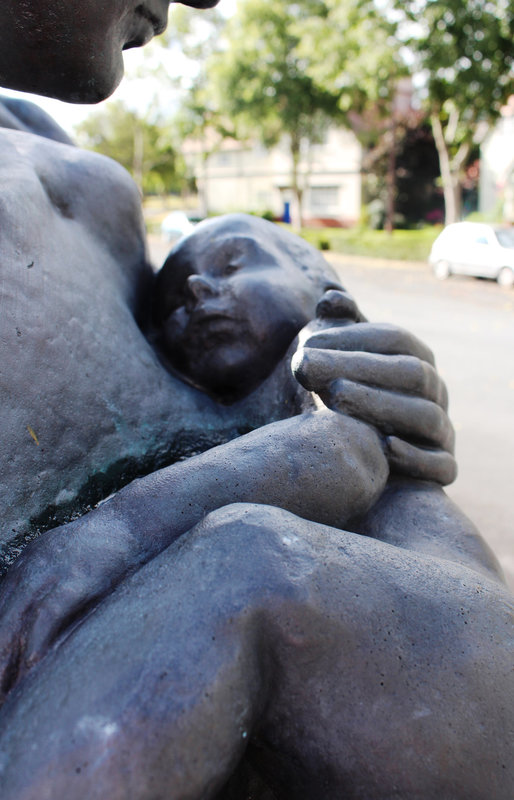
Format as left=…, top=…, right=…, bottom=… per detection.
left=0, top=2, right=512, bottom=798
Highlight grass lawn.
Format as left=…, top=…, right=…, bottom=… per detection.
left=142, top=196, right=442, bottom=263
left=299, top=226, right=442, bottom=262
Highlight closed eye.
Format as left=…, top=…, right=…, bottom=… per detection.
left=222, top=262, right=239, bottom=276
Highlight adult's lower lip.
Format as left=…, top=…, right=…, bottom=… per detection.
left=136, top=3, right=167, bottom=35
left=123, top=34, right=152, bottom=50
left=123, top=4, right=167, bottom=49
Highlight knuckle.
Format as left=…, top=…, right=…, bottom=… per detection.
left=406, top=356, right=427, bottom=393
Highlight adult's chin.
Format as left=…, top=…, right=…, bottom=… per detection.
left=66, top=51, right=126, bottom=103
left=1, top=51, right=124, bottom=104
left=54, top=56, right=125, bottom=104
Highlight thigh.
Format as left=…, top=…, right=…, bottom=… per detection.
left=0, top=503, right=331, bottom=800
left=251, top=517, right=514, bottom=800
left=0, top=503, right=511, bottom=800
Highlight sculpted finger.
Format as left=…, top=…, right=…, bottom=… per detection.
left=304, top=323, right=436, bottom=366
left=315, top=289, right=366, bottom=323
left=385, top=436, right=458, bottom=486
left=294, top=348, right=446, bottom=405
left=319, top=378, right=455, bottom=452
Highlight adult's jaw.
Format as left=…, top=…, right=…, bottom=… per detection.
left=0, top=0, right=221, bottom=103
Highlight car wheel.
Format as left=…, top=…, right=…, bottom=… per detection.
left=433, top=260, right=451, bottom=280
left=497, top=267, right=514, bottom=288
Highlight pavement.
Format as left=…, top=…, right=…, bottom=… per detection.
left=148, top=235, right=514, bottom=588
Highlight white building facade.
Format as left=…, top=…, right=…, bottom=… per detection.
left=479, top=97, right=514, bottom=223
left=183, top=127, right=362, bottom=226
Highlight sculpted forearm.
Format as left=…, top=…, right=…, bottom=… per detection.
left=0, top=410, right=388, bottom=697
left=115, top=410, right=388, bottom=543
left=352, top=477, right=504, bottom=582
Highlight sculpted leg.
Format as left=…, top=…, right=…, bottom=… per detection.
left=0, top=504, right=512, bottom=800
left=249, top=520, right=514, bottom=800
left=0, top=504, right=315, bottom=800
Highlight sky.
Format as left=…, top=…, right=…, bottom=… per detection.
left=2, top=0, right=236, bottom=136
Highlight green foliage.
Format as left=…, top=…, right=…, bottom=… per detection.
left=294, top=0, right=406, bottom=117
left=402, top=0, right=513, bottom=123
left=395, top=0, right=514, bottom=221
left=191, top=0, right=408, bottom=224
left=299, top=225, right=441, bottom=261
left=76, top=102, right=188, bottom=196
left=162, top=5, right=227, bottom=62
left=204, top=0, right=406, bottom=147
left=292, top=0, right=512, bottom=222
left=208, top=1, right=341, bottom=151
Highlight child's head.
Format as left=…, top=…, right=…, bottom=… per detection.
left=153, top=213, right=342, bottom=401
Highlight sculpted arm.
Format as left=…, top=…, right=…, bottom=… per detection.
left=292, top=292, right=503, bottom=582
left=350, top=477, right=505, bottom=583
left=0, top=410, right=387, bottom=698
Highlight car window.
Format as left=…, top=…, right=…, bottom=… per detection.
left=496, top=229, right=514, bottom=248
left=474, top=235, right=489, bottom=245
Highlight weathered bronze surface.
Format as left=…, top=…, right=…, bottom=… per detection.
left=0, top=3, right=512, bottom=798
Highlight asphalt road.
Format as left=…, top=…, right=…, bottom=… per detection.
left=148, top=235, right=514, bottom=589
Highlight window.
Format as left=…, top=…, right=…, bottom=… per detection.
left=310, top=186, right=339, bottom=211
left=211, top=151, right=234, bottom=167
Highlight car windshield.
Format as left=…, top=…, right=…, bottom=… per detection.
left=495, top=228, right=514, bottom=248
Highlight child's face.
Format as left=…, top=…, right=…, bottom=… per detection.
left=157, top=227, right=318, bottom=401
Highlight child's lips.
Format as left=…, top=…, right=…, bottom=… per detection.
left=191, top=307, right=236, bottom=324
left=189, top=308, right=240, bottom=337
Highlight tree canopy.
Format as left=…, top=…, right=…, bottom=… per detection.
left=76, top=102, right=188, bottom=196
left=204, top=0, right=348, bottom=223
left=76, top=0, right=514, bottom=222
left=394, top=0, right=513, bottom=222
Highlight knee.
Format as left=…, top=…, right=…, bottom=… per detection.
left=195, top=502, right=314, bottom=551
left=188, top=503, right=319, bottom=589
left=200, top=502, right=296, bottom=533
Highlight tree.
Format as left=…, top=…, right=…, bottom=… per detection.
left=167, top=0, right=412, bottom=227
left=291, top=0, right=513, bottom=224
left=293, top=0, right=409, bottom=230
left=170, top=8, right=235, bottom=215
left=76, top=101, right=188, bottom=196
left=205, top=0, right=346, bottom=226
left=397, top=0, right=514, bottom=223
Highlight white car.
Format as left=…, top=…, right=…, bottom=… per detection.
left=429, top=222, right=514, bottom=287
left=161, top=211, right=195, bottom=243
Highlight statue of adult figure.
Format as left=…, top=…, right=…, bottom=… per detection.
left=0, top=2, right=512, bottom=799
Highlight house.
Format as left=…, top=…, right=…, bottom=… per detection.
left=181, top=126, right=362, bottom=226
left=479, top=97, right=514, bottom=223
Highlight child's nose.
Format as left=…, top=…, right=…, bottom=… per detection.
left=187, top=274, right=218, bottom=301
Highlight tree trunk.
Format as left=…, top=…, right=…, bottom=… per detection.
left=384, top=120, right=396, bottom=233
left=132, top=123, right=144, bottom=194
left=430, top=112, right=462, bottom=225
left=290, top=137, right=303, bottom=229
left=199, top=148, right=209, bottom=218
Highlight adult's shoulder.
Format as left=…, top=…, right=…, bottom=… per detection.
left=0, top=128, right=146, bottom=293
left=0, top=128, right=141, bottom=223
left=0, top=96, right=73, bottom=145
